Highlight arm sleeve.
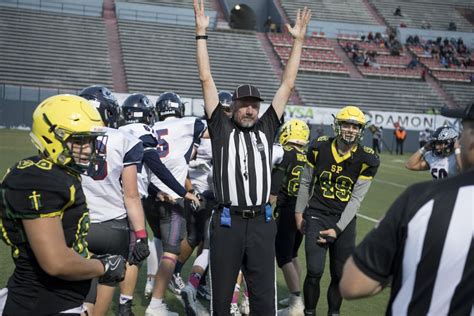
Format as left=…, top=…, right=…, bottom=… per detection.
left=294, top=162, right=313, bottom=213
left=124, top=142, right=144, bottom=166
left=193, top=119, right=207, bottom=146
left=336, top=179, right=372, bottom=234
left=143, top=150, right=187, bottom=197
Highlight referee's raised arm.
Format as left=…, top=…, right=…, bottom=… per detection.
left=272, top=7, right=311, bottom=119
left=194, top=0, right=218, bottom=119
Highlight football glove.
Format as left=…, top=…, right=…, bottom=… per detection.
left=93, top=254, right=126, bottom=284
left=128, top=238, right=150, bottom=265
left=190, top=192, right=203, bottom=212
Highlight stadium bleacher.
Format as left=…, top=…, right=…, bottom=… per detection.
left=369, top=0, right=474, bottom=32
left=442, top=83, right=474, bottom=105
left=116, top=0, right=213, bottom=10
left=268, top=32, right=349, bottom=76
left=295, top=74, right=445, bottom=113
left=0, top=6, right=113, bottom=90
left=118, top=20, right=280, bottom=100
left=1, top=0, right=472, bottom=113
left=280, top=0, right=379, bottom=26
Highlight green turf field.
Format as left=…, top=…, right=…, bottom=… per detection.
left=0, top=128, right=431, bottom=315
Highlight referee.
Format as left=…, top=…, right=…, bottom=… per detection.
left=193, top=0, right=311, bottom=314
left=340, top=103, right=474, bottom=315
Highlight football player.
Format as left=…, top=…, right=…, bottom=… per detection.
left=0, top=95, right=126, bottom=315
left=79, top=86, right=149, bottom=316
left=271, top=119, right=310, bottom=316
left=405, top=125, right=461, bottom=179
left=145, top=91, right=206, bottom=316
left=295, top=106, right=380, bottom=315
left=119, top=93, right=201, bottom=303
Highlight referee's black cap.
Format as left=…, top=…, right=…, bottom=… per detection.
left=232, top=84, right=264, bottom=102
left=441, top=103, right=474, bottom=120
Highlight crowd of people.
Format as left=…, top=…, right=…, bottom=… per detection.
left=0, top=1, right=473, bottom=316
left=406, top=35, right=472, bottom=70
left=343, top=30, right=404, bottom=69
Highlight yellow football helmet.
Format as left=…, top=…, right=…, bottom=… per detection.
left=279, top=119, right=310, bottom=146
left=30, top=94, right=106, bottom=174
left=333, top=105, right=367, bottom=144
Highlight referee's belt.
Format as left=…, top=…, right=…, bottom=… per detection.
left=225, top=205, right=265, bottom=218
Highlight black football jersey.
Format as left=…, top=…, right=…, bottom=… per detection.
left=0, top=156, right=92, bottom=314
left=271, top=145, right=307, bottom=204
left=306, top=137, right=379, bottom=215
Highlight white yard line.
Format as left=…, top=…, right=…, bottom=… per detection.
left=374, top=178, right=408, bottom=188
left=357, top=213, right=380, bottom=223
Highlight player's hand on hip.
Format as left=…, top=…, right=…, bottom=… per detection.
left=94, top=254, right=127, bottom=284
left=317, top=228, right=337, bottom=244
left=286, top=7, right=312, bottom=40
left=194, top=0, right=209, bottom=33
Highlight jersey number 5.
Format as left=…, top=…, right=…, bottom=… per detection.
left=155, top=129, right=169, bottom=158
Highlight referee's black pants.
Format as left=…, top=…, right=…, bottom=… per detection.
left=209, top=211, right=277, bottom=316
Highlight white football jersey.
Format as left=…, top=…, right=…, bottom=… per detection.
left=272, top=143, right=284, bottom=166
left=151, top=116, right=206, bottom=198
left=189, top=136, right=213, bottom=193
left=119, top=123, right=156, bottom=198
left=423, top=151, right=459, bottom=179
left=82, top=127, right=143, bottom=223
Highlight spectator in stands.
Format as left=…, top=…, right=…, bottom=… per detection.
left=394, top=126, right=407, bottom=155
left=414, top=35, right=420, bottom=45
left=407, top=57, right=419, bottom=69
left=421, top=20, right=431, bottom=29
left=421, top=68, right=427, bottom=81
left=448, top=22, right=457, bottom=31
left=469, top=74, right=474, bottom=83
left=394, top=6, right=402, bottom=17
left=406, top=35, right=414, bottom=45
left=360, top=34, right=366, bottom=42
left=344, top=42, right=353, bottom=53
left=264, top=16, right=276, bottom=33
left=374, top=32, right=382, bottom=43
left=367, top=32, right=374, bottom=42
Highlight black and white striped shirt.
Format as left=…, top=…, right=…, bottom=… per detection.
left=353, top=169, right=474, bottom=315
left=206, top=104, right=281, bottom=207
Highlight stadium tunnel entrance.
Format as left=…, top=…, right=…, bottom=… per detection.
left=229, top=4, right=256, bottom=31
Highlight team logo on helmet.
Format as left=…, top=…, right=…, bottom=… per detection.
left=431, top=126, right=457, bottom=156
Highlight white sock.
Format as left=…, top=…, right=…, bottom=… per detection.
left=119, top=294, right=133, bottom=304
left=149, top=297, right=164, bottom=309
